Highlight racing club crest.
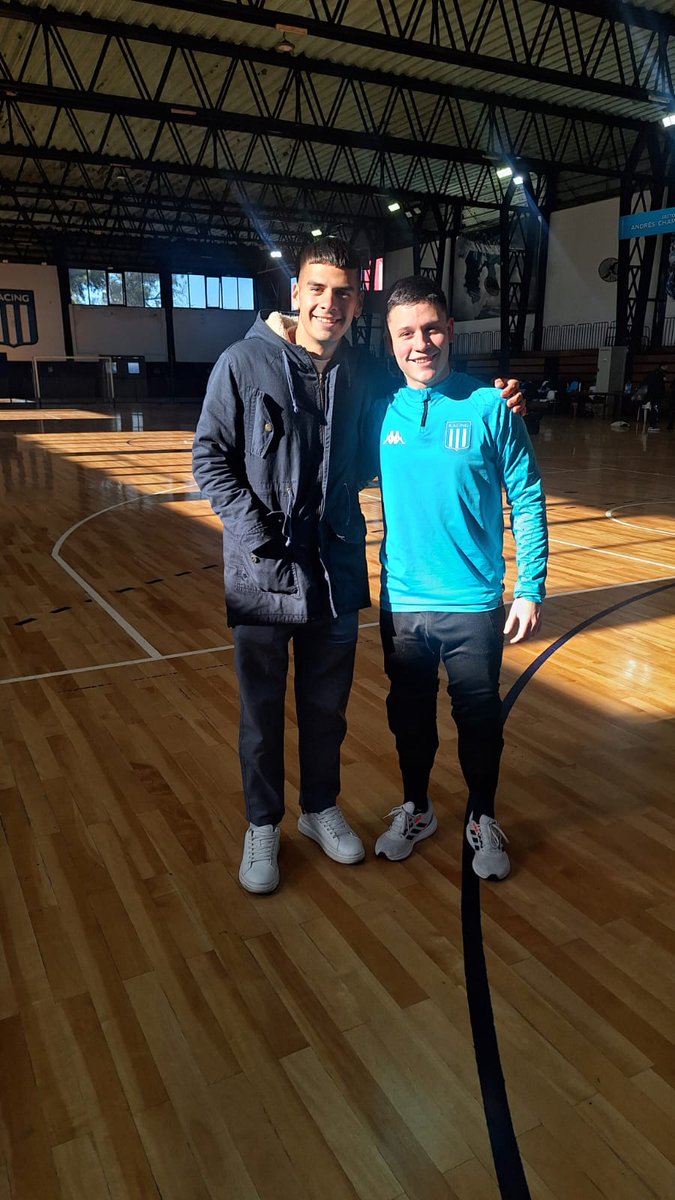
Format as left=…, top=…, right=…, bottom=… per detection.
left=444, top=420, right=471, bottom=451
left=0, top=289, right=39, bottom=348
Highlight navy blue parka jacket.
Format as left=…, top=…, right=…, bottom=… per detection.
left=192, top=312, right=376, bottom=626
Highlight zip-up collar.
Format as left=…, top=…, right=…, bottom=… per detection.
left=395, top=370, right=459, bottom=407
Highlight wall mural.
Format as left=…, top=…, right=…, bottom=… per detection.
left=453, top=233, right=502, bottom=321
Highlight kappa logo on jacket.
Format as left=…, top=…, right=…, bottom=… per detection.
left=444, top=420, right=472, bottom=451
left=382, top=430, right=406, bottom=446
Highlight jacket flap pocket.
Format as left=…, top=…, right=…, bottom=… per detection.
left=246, top=390, right=283, bottom=457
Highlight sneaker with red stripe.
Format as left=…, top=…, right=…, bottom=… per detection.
left=466, top=813, right=510, bottom=880
left=375, top=800, right=438, bottom=862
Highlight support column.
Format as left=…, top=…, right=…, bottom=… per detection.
left=499, top=173, right=550, bottom=357
left=616, top=129, right=668, bottom=350
left=531, top=174, right=557, bottom=352
left=56, top=262, right=74, bottom=358
left=651, top=183, right=675, bottom=349
left=159, top=264, right=176, bottom=399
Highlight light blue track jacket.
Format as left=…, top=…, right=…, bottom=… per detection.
left=375, top=371, right=548, bottom=612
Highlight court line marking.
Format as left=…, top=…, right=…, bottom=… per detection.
left=9, top=490, right=671, bottom=689
left=492, top=573, right=675, bottom=1199
left=605, top=499, right=675, bottom=538
left=51, top=485, right=193, bottom=660
left=543, top=464, right=675, bottom=481
left=549, top=534, right=675, bottom=572
left=2, top=579, right=673, bottom=689
left=0, top=643, right=235, bottom=687
left=0, top=618, right=377, bottom=686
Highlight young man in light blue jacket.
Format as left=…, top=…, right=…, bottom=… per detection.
left=373, top=276, right=548, bottom=880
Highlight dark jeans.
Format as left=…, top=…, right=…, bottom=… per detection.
left=233, top=612, right=359, bottom=826
left=380, top=608, right=505, bottom=815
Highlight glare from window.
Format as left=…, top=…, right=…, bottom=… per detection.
left=220, top=277, right=238, bottom=308
left=143, top=273, right=161, bottom=307
left=187, top=274, right=206, bottom=308
left=172, top=274, right=189, bottom=308
left=108, top=273, right=124, bottom=305
left=170, top=273, right=255, bottom=310
left=68, top=268, right=90, bottom=305
left=206, top=276, right=221, bottom=307
left=237, top=277, right=254, bottom=309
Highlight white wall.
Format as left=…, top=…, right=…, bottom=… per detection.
left=0, top=263, right=65, bottom=359
left=383, top=247, right=414, bottom=292
left=69, top=304, right=256, bottom=363
left=71, top=305, right=168, bottom=360
left=543, top=197, right=620, bottom=328
left=173, top=308, right=254, bottom=362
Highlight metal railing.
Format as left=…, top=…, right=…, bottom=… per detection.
left=453, top=320, right=656, bottom=356
left=663, top=316, right=675, bottom=346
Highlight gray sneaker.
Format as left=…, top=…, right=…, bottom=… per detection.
left=466, top=813, right=510, bottom=880
left=239, top=824, right=281, bottom=894
left=375, top=801, right=438, bottom=861
left=298, top=806, right=365, bottom=864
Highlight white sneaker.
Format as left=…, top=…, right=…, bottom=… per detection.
left=375, top=800, right=438, bottom=861
left=239, top=824, right=281, bottom=893
left=466, top=813, right=510, bottom=880
left=298, top=806, right=365, bottom=864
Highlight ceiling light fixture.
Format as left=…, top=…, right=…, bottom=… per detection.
left=311, top=228, right=323, bottom=237
left=270, top=249, right=283, bottom=258
left=496, top=166, right=513, bottom=179
left=513, top=174, right=524, bottom=186
left=274, top=34, right=295, bottom=55
left=662, top=113, right=675, bottom=128
left=387, top=201, right=401, bottom=213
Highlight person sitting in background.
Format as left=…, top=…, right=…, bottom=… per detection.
left=643, top=363, right=667, bottom=432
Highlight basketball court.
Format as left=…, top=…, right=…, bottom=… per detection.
left=1, top=401, right=674, bottom=1199
left=2, top=0, right=675, bottom=1193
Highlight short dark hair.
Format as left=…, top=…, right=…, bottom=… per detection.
left=385, top=275, right=448, bottom=320
left=297, top=236, right=361, bottom=275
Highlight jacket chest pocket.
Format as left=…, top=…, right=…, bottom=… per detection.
left=245, top=390, right=283, bottom=458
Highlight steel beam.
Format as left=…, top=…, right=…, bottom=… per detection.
left=122, top=0, right=675, bottom=103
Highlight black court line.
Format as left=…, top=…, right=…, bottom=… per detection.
left=464, top=577, right=675, bottom=1200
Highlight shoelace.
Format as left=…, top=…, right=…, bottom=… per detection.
left=469, top=817, right=509, bottom=850
left=313, top=807, right=352, bottom=839
left=383, top=803, right=418, bottom=837
left=248, top=829, right=278, bottom=864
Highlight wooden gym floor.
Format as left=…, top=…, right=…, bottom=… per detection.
left=0, top=403, right=674, bottom=1200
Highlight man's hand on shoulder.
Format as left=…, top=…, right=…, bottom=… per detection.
left=504, top=599, right=541, bottom=644
left=495, top=377, right=526, bottom=416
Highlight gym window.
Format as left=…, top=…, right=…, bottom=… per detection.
left=171, top=274, right=255, bottom=310
left=69, top=268, right=161, bottom=307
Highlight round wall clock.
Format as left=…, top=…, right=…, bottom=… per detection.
left=598, top=257, right=619, bottom=282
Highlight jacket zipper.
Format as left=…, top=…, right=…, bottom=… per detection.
left=421, top=392, right=429, bottom=428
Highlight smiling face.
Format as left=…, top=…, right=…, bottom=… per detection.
left=387, top=300, right=455, bottom=389
left=292, top=262, right=363, bottom=356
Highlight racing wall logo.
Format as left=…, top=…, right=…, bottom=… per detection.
left=0, top=289, right=39, bottom=348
